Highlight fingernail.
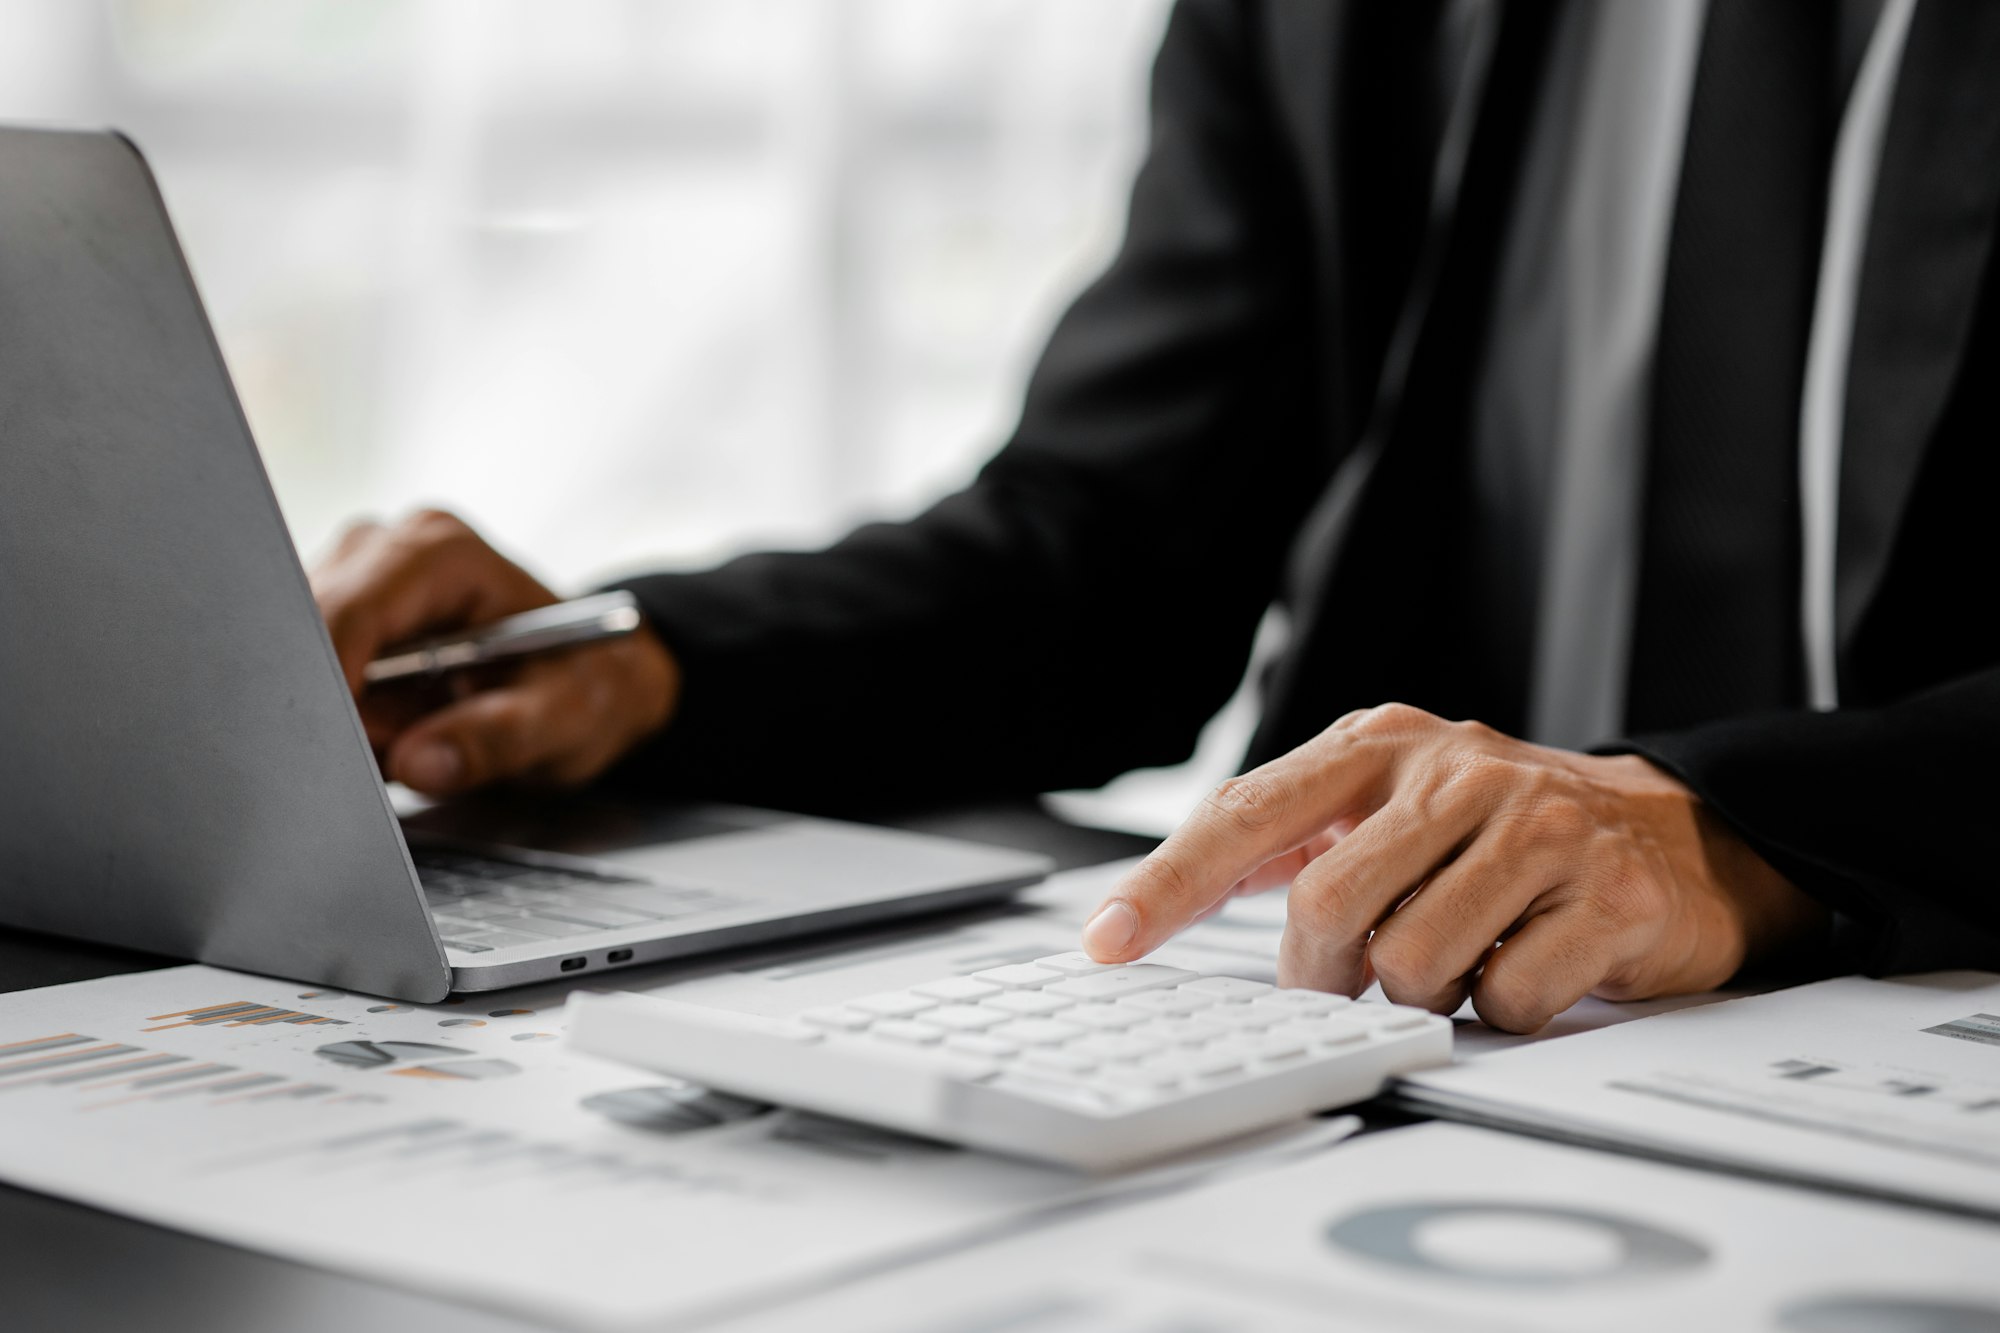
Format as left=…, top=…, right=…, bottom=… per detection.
left=1082, top=900, right=1139, bottom=958
left=401, top=742, right=461, bottom=792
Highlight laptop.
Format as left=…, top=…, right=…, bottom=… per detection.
left=0, top=125, right=1051, bottom=1001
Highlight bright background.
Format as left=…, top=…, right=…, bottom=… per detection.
left=0, top=0, right=1260, bottom=833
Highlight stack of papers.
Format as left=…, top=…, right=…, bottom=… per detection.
left=706, top=1122, right=2000, bottom=1333
left=1399, top=972, right=2000, bottom=1217
left=0, top=865, right=1354, bottom=1330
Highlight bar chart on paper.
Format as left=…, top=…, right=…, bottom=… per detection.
left=0, top=1030, right=362, bottom=1108
left=0, top=962, right=1124, bottom=1327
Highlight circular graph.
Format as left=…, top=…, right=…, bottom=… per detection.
left=1325, top=1201, right=1707, bottom=1287
left=313, top=1039, right=520, bottom=1081
left=315, top=1040, right=470, bottom=1070
left=1779, top=1296, right=2000, bottom=1333
left=437, top=1019, right=487, bottom=1028
left=582, top=1085, right=771, bottom=1133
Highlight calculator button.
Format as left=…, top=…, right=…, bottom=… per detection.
left=1243, top=1033, right=1308, bottom=1062
left=912, top=976, right=1002, bottom=1003
left=1034, top=952, right=1119, bottom=976
left=983, top=991, right=1073, bottom=1017
left=1283, top=1018, right=1366, bottom=1047
left=872, top=1019, right=945, bottom=1045
left=925, top=1004, right=1010, bottom=1032
left=1135, top=1052, right=1224, bottom=1083
left=1178, top=1048, right=1245, bottom=1079
left=1097, top=1064, right=1183, bottom=1092
left=1205, top=1006, right=1281, bottom=1032
left=1181, top=976, right=1273, bottom=1002
left=1252, top=989, right=1349, bottom=1015
left=1021, top=1048, right=1098, bottom=1075
left=1132, top=1017, right=1227, bottom=1046
left=852, top=992, right=936, bottom=1018
left=799, top=1006, right=874, bottom=1032
left=1374, top=1009, right=1437, bottom=1033
left=991, top=1018, right=1086, bottom=1047
left=1067, top=1033, right=1163, bottom=1063
left=944, top=1033, right=1019, bottom=1059
left=1120, top=989, right=1214, bottom=1015
left=1064, top=1004, right=1147, bottom=1032
left=1045, top=965, right=1198, bottom=1001
left=971, top=963, right=1062, bottom=989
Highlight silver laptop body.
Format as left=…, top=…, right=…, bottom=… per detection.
left=0, top=125, right=1049, bottom=1002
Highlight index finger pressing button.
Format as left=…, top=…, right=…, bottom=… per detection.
left=1034, top=952, right=1120, bottom=977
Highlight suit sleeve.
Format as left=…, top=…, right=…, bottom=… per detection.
left=609, top=0, right=1329, bottom=812
left=1614, top=666, right=2000, bottom=974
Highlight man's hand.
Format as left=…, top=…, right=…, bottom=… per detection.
left=310, top=510, right=679, bottom=796
left=1080, top=703, right=1827, bottom=1032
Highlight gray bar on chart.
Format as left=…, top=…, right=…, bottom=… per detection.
left=0, top=1035, right=98, bottom=1060
left=46, top=1054, right=184, bottom=1085
left=161, top=1073, right=281, bottom=1099
left=132, top=1064, right=235, bottom=1090
left=0, top=1045, right=143, bottom=1083
left=182, top=1004, right=273, bottom=1025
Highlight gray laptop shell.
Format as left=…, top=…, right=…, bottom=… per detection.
left=0, top=127, right=452, bottom=1000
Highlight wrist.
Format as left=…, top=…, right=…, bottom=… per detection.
left=1692, top=801, right=1831, bottom=972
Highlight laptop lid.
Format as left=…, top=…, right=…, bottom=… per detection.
left=0, top=126, right=451, bottom=1000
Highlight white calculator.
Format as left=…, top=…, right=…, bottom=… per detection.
left=566, top=952, right=1452, bottom=1170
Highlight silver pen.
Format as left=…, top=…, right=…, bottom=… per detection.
left=362, top=590, right=643, bottom=686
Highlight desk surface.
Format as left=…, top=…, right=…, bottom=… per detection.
left=0, top=801, right=1156, bottom=1333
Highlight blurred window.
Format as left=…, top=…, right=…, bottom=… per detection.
left=0, top=0, right=1169, bottom=587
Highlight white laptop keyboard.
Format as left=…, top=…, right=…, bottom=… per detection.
left=565, top=952, right=1452, bottom=1170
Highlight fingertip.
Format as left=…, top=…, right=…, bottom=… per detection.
left=1081, top=899, right=1140, bottom=961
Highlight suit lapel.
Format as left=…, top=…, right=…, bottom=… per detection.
left=1838, top=2, right=2000, bottom=650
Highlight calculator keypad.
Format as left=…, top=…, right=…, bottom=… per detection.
left=795, top=956, right=1437, bottom=1106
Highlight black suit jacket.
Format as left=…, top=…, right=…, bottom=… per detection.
left=616, top=0, right=2000, bottom=976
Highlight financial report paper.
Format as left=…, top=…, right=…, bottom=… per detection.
left=0, top=863, right=1348, bottom=1329
left=1398, top=971, right=2000, bottom=1216
left=706, top=1122, right=2000, bottom=1333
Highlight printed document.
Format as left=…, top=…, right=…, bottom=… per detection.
left=710, top=1122, right=2000, bottom=1333
left=0, top=864, right=1345, bottom=1330
left=1399, top=971, right=2000, bottom=1215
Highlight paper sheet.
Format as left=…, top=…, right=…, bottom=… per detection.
left=0, top=857, right=1751, bottom=1327
left=1400, top=971, right=2000, bottom=1216
left=0, top=863, right=1344, bottom=1330
left=710, top=1121, right=2000, bottom=1333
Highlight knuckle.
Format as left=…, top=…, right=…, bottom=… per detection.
left=1452, top=716, right=1503, bottom=746
left=1368, top=925, right=1450, bottom=997
left=406, top=507, right=469, bottom=537
left=1283, top=878, right=1349, bottom=943
left=1360, top=701, right=1430, bottom=734
left=1204, top=773, right=1290, bottom=835
left=1474, top=961, right=1553, bottom=1033
left=1131, top=853, right=1200, bottom=912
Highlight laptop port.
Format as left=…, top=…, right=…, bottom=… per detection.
left=607, top=948, right=634, bottom=963
left=561, top=956, right=586, bottom=972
